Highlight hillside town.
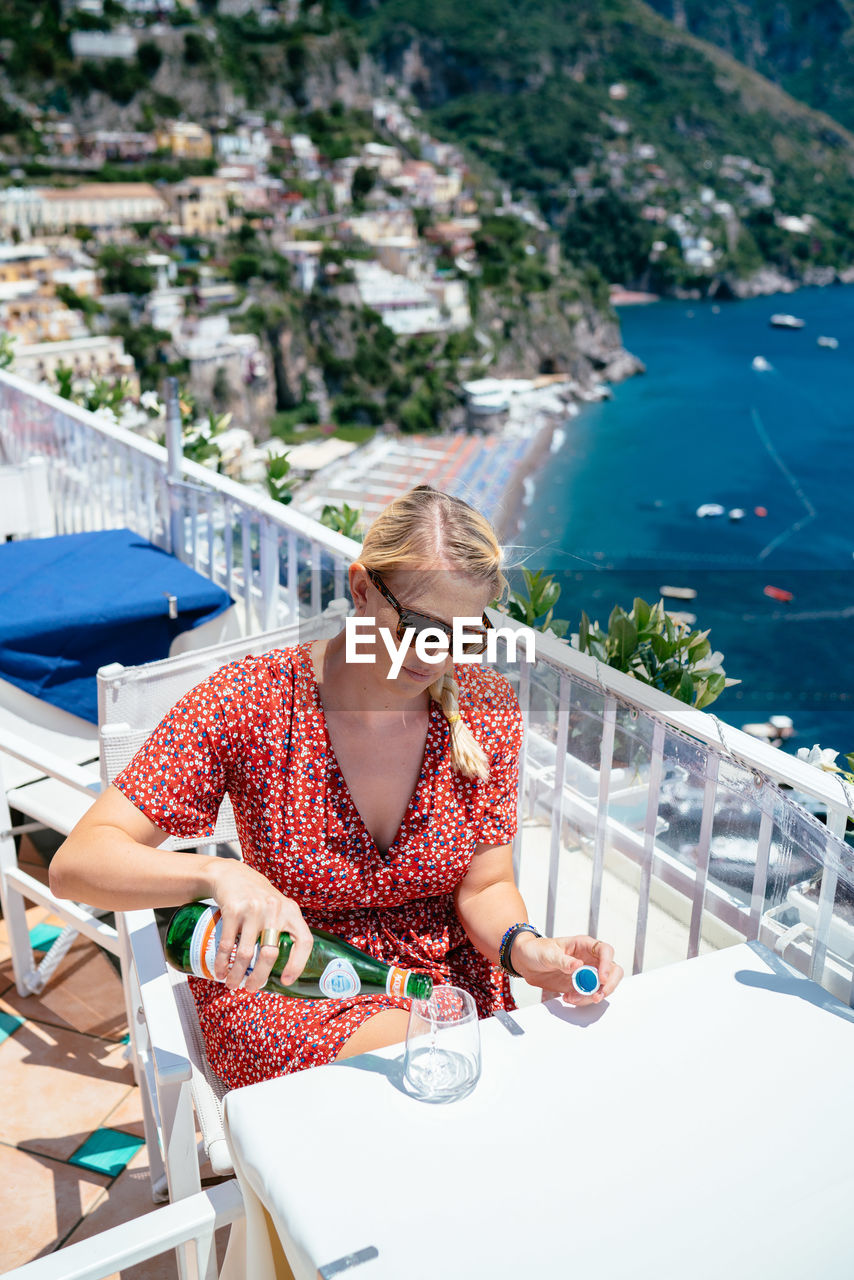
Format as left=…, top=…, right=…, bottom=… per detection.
left=0, top=0, right=838, bottom=529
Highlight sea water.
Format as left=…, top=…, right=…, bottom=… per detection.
left=522, top=287, right=854, bottom=753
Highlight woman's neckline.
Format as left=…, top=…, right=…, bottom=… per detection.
left=299, top=641, right=436, bottom=857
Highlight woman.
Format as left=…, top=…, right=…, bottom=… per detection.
left=51, top=486, right=623, bottom=1087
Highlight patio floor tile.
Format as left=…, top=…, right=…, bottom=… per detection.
left=64, top=1145, right=182, bottom=1280
left=0, top=1143, right=110, bottom=1270
left=69, top=1128, right=146, bottom=1179
left=0, top=1011, right=134, bottom=1161
left=0, top=902, right=53, bottom=966
left=0, top=1008, right=24, bottom=1044
left=103, top=1083, right=146, bottom=1140
left=0, top=937, right=127, bottom=1042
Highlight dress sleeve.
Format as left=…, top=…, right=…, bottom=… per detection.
left=113, top=668, right=233, bottom=840
left=473, top=678, right=524, bottom=846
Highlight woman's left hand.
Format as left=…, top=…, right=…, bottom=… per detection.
left=511, top=933, right=624, bottom=1005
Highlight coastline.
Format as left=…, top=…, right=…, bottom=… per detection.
left=494, top=410, right=562, bottom=543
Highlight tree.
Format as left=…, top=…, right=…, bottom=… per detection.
left=137, top=41, right=163, bottom=77
left=351, top=165, right=375, bottom=204
left=563, top=192, right=655, bottom=285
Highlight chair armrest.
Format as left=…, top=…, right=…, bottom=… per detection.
left=0, top=729, right=100, bottom=798
left=124, top=908, right=192, bottom=1085
left=2, top=1178, right=243, bottom=1280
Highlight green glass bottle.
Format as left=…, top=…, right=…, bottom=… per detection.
left=164, top=902, right=434, bottom=1001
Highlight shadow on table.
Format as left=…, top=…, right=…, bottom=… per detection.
left=333, top=1051, right=481, bottom=1104
left=333, top=1051, right=408, bottom=1093
left=739, top=940, right=854, bottom=1025
left=543, top=997, right=610, bottom=1028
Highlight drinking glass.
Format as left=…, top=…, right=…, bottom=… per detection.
left=403, top=985, right=481, bottom=1103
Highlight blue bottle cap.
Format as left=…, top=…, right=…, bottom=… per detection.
left=571, top=965, right=600, bottom=995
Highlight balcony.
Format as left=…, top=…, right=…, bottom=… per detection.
left=1, top=369, right=853, bottom=1274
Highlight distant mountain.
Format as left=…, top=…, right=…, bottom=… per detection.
left=6, top=0, right=854, bottom=293
left=345, top=0, right=854, bottom=290
left=645, top=0, right=854, bottom=133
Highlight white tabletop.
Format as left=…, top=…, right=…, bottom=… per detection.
left=223, top=942, right=854, bottom=1280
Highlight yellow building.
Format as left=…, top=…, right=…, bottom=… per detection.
left=167, top=177, right=232, bottom=236
left=154, top=121, right=213, bottom=160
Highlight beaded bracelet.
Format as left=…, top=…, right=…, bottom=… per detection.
left=498, top=922, right=542, bottom=978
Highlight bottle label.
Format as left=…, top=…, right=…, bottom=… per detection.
left=188, top=908, right=257, bottom=984
left=318, top=957, right=361, bottom=998
left=385, top=965, right=410, bottom=999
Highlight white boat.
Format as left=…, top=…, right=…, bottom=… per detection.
left=660, top=585, right=698, bottom=600
left=769, top=314, right=805, bottom=329
left=817, top=335, right=839, bottom=349
left=728, top=508, right=745, bottom=521
left=751, top=355, right=772, bottom=371
left=696, top=503, right=725, bottom=518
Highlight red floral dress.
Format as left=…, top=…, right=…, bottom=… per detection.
left=115, top=643, right=523, bottom=1089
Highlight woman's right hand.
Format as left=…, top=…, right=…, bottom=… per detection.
left=205, top=858, right=313, bottom=994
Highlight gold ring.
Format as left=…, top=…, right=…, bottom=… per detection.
left=259, top=928, right=280, bottom=948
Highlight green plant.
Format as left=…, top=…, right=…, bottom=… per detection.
left=505, top=569, right=569, bottom=637
left=320, top=502, right=363, bottom=540
left=266, top=453, right=296, bottom=504
left=0, top=332, right=16, bottom=370
left=54, top=364, right=75, bottom=401
left=82, top=376, right=134, bottom=415
left=577, top=598, right=737, bottom=710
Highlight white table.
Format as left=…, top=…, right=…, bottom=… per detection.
left=223, top=942, right=854, bottom=1280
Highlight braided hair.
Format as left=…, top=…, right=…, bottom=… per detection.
left=359, top=486, right=506, bottom=780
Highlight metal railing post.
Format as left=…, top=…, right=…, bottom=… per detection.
left=163, top=377, right=185, bottom=562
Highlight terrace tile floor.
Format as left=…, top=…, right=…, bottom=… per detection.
left=0, top=894, right=184, bottom=1277
left=0, top=835, right=232, bottom=1277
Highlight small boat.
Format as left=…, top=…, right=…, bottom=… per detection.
left=769, top=314, right=805, bottom=329
left=666, top=610, right=697, bottom=627
left=660, top=585, right=698, bottom=600
left=817, top=335, right=839, bottom=349
left=728, top=508, right=745, bottom=521
left=696, top=503, right=725, bottom=518
left=764, top=585, right=793, bottom=602
left=754, top=505, right=768, bottom=517
left=751, top=356, right=772, bottom=371
left=742, top=715, right=795, bottom=744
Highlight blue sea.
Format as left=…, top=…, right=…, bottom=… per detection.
left=521, top=287, right=854, bottom=754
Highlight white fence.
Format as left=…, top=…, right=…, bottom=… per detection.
left=0, top=370, right=356, bottom=633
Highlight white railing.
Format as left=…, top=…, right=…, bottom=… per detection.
left=498, top=621, right=854, bottom=1004
left=3, top=368, right=854, bottom=1003
left=0, top=369, right=357, bottom=632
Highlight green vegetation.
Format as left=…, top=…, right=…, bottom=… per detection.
left=505, top=569, right=570, bottom=638
left=96, top=247, right=156, bottom=297
left=577, top=598, right=737, bottom=710
left=55, top=284, right=102, bottom=320
left=320, top=502, right=363, bottom=539
left=266, top=452, right=297, bottom=504
left=645, top=0, right=854, bottom=134
left=563, top=193, right=655, bottom=286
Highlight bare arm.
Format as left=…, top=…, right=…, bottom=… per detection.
left=50, top=785, right=313, bottom=992
left=453, top=843, right=623, bottom=1005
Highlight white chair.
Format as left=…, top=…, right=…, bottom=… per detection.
left=97, top=602, right=348, bottom=1279
left=0, top=1179, right=244, bottom=1280
left=0, top=687, right=105, bottom=996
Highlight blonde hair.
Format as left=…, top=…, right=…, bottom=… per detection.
left=359, top=486, right=505, bottom=780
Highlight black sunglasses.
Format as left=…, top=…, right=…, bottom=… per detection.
left=366, top=569, right=493, bottom=657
